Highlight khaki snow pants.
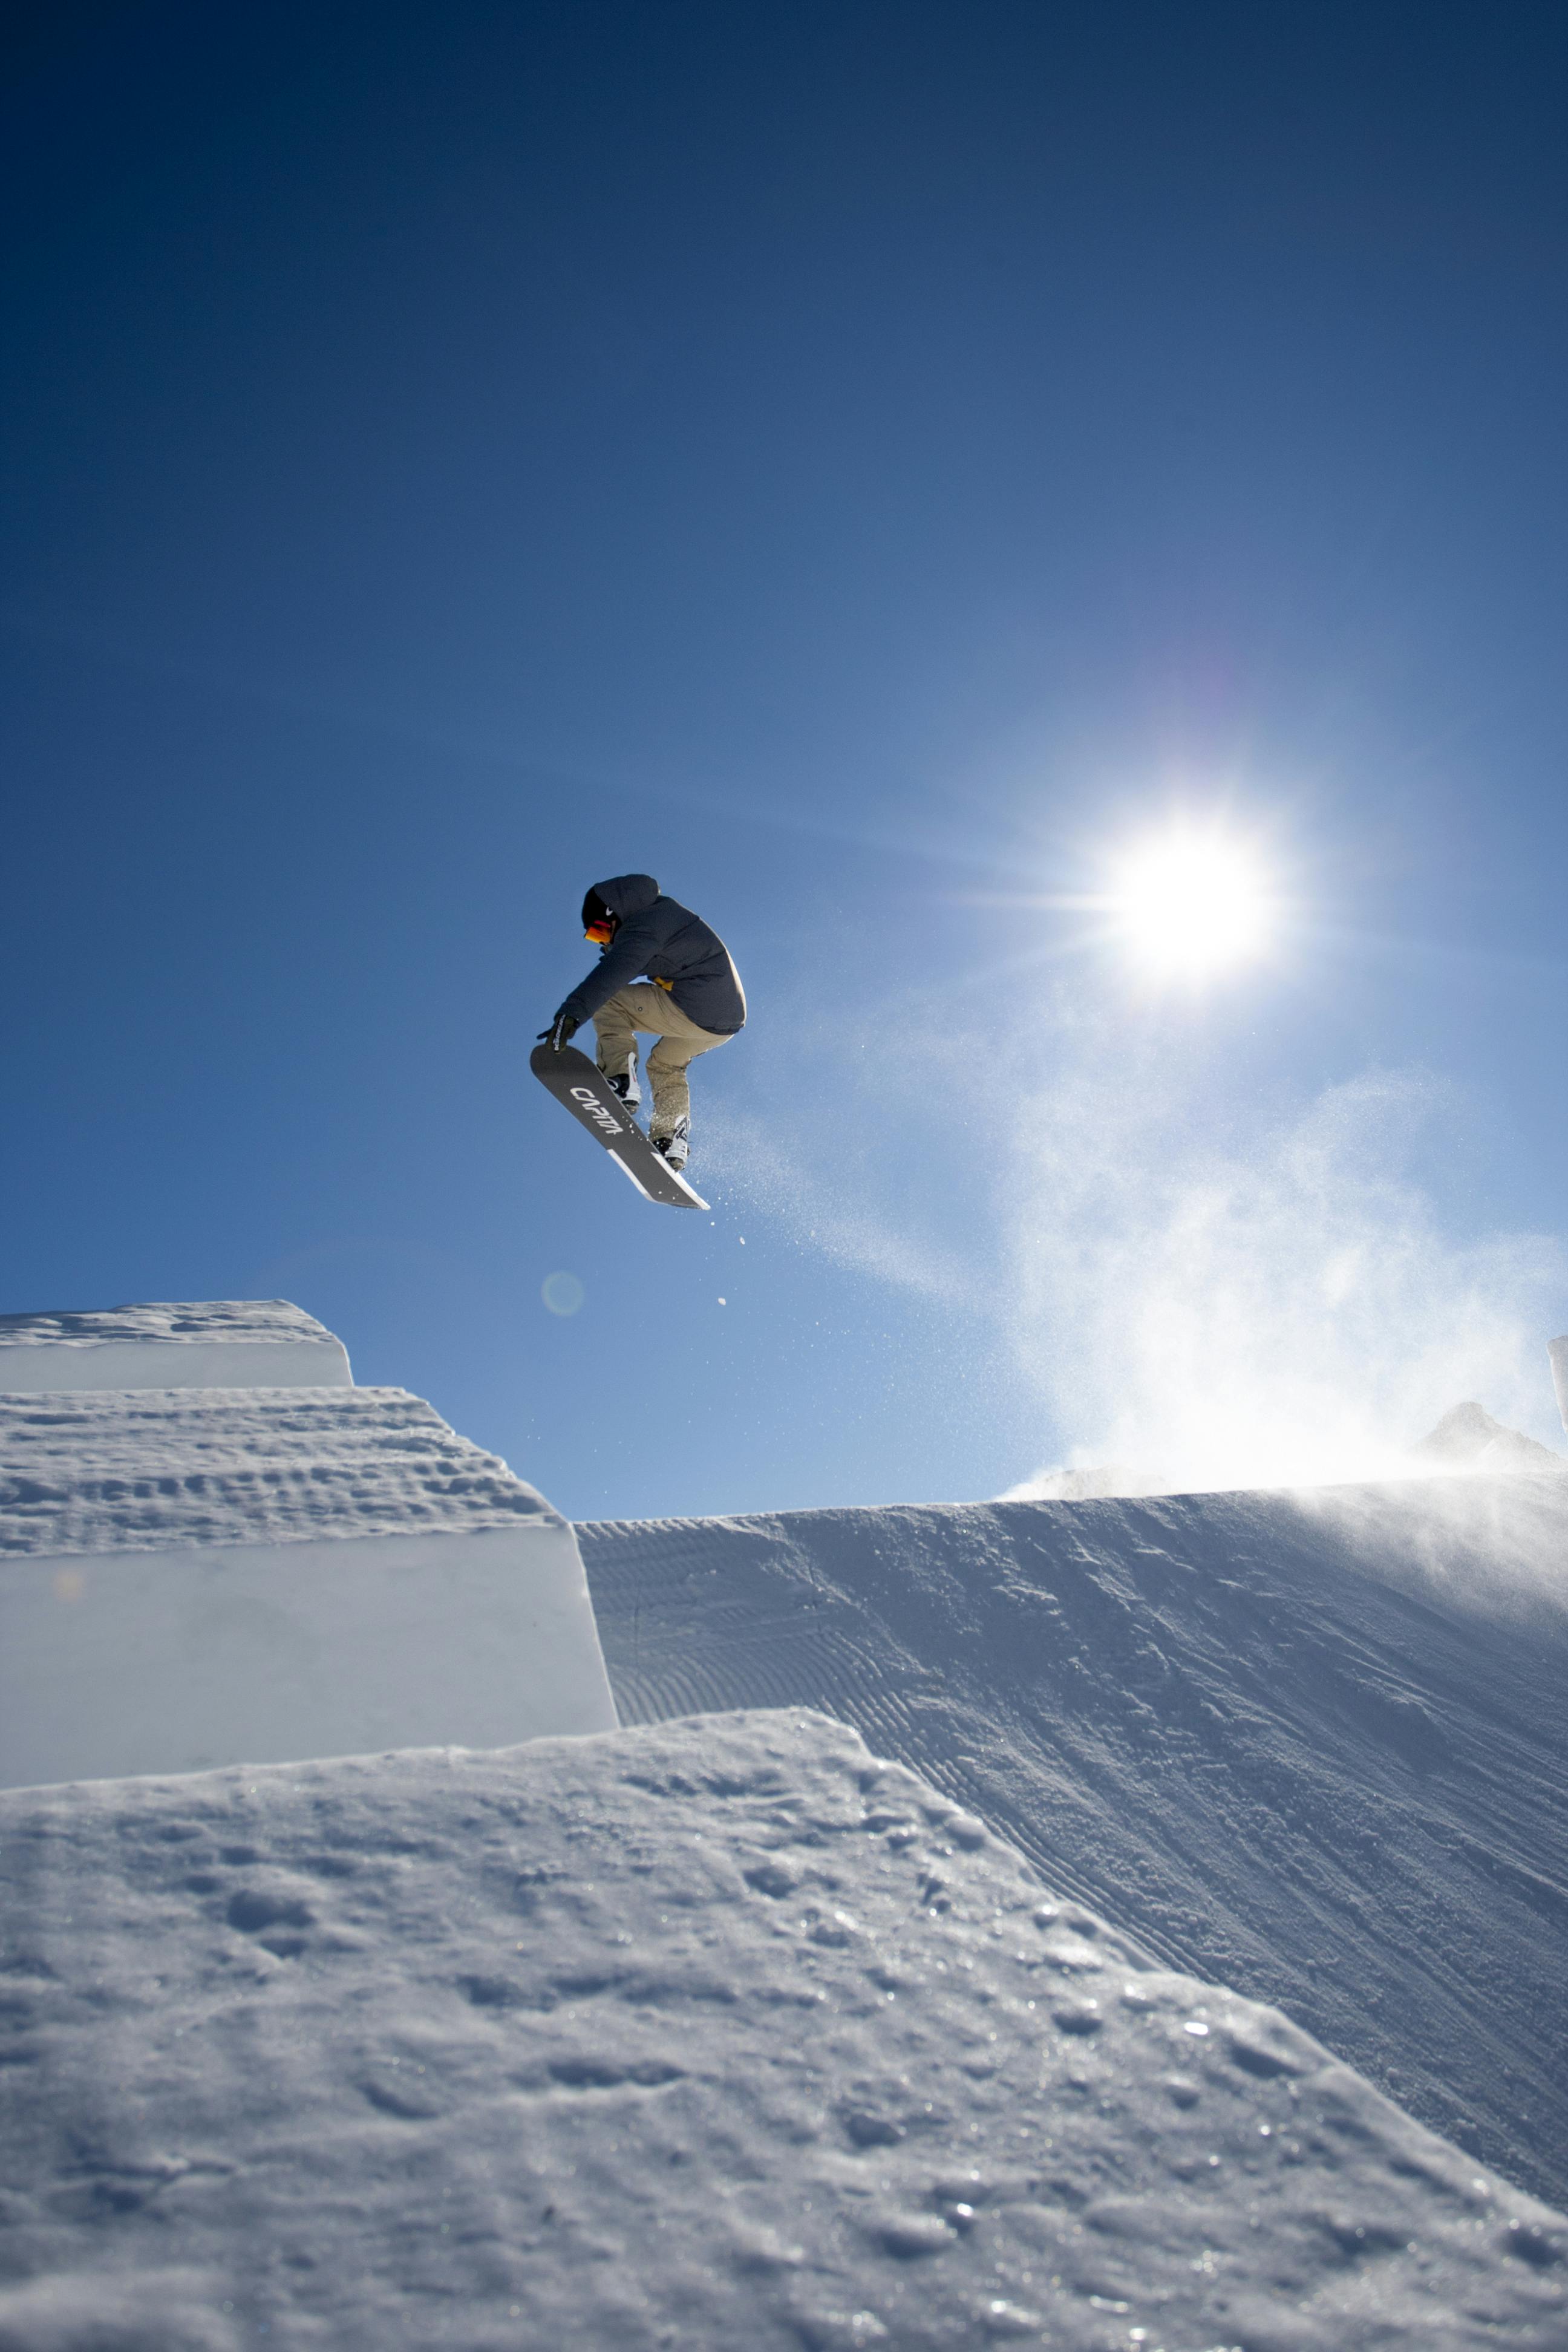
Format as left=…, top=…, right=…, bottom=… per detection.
left=592, top=984, right=733, bottom=1138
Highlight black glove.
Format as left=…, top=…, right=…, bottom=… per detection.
left=537, top=1014, right=578, bottom=1052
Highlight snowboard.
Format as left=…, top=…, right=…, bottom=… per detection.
left=530, top=1043, right=710, bottom=1210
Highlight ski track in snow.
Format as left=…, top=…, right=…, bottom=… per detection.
left=578, top=1477, right=1568, bottom=2213
left=2, top=1711, right=1564, bottom=2352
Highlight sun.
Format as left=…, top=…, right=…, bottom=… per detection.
left=1108, top=829, right=1275, bottom=977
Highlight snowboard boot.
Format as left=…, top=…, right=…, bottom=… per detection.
left=601, top=1064, right=641, bottom=1115
left=652, top=1117, right=690, bottom=1174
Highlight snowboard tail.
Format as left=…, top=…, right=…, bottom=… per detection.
left=530, top=1044, right=710, bottom=1210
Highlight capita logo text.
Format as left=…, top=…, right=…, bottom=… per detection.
left=570, top=1085, right=623, bottom=1135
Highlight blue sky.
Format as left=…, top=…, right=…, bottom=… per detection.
left=4, top=1, right=1565, bottom=1517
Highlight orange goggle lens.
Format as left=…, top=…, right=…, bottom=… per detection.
left=584, top=920, right=615, bottom=945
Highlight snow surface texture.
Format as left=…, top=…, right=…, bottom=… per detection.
left=0, top=1300, right=351, bottom=1393
left=0, top=1388, right=616, bottom=1786
left=580, top=1478, right=1568, bottom=2213
left=2, top=1710, right=1563, bottom=2352
left=0, top=1386, right=560, bottom=1557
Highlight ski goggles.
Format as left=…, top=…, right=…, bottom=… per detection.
left=583, top=919, right=616, bottom=945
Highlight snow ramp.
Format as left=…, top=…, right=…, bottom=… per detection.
left=579, top=1475, right=1568, bottom=2210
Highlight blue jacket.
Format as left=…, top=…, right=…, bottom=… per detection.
left=555, top=875, right=746, bottom=1037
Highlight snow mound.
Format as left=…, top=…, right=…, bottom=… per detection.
left=0, top=1299, right=351, bottom=1392
left=581, top=1477, right=1568, bottom=2210
left=2, top=1710, right=1562, bottom=2351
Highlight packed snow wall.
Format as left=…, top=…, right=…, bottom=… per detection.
left=580, top=1474, right=1568, bottom=2210
left=0, top=1301, right=616, bottom=1788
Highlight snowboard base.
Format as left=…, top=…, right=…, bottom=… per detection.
left=531, top=1044, right=710, bottom=1210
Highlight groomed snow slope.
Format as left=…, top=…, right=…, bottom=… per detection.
left=579, top=1477, right=1568, bottom=2212
left=2, top=1711, right=1563, bottom=2352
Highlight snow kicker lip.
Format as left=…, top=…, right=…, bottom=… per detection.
left=531, top=1043, right=709, bottom=1210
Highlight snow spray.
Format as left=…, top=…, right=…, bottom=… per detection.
left=1550, top=1335, right=1568, bottom=1434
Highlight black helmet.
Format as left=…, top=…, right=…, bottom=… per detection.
left=581, top=887, right=613, bottom=930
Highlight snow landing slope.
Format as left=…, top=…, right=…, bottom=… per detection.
left=2, top=1712, right=1564, bottom=2352
left=579, top=1475, right=1568, bottom=2212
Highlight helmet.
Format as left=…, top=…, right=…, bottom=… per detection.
left=581, top=887, right=617, bottom=946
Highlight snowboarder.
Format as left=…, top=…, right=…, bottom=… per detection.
left=538, top=875, right=745, bottom=1173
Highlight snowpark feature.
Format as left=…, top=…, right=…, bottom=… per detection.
left=580, top=1477, right=1568, bottom=2215
left=2, top=1299, right=1566, bottom=2347
left=0, top=1305, right=616, bottom=1788
left=2, top=1710, right=1565, bottom=2351
left=0, top=1299, right=351, bottom=1393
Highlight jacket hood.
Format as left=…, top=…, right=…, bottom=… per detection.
left=593, top=874, right=660, bottom=921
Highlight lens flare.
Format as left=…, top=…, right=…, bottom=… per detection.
left=1109, top=831, right=1274, bottom=976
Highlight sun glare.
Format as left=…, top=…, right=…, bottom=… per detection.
left=1109, top=831, right=1275, bottom=978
